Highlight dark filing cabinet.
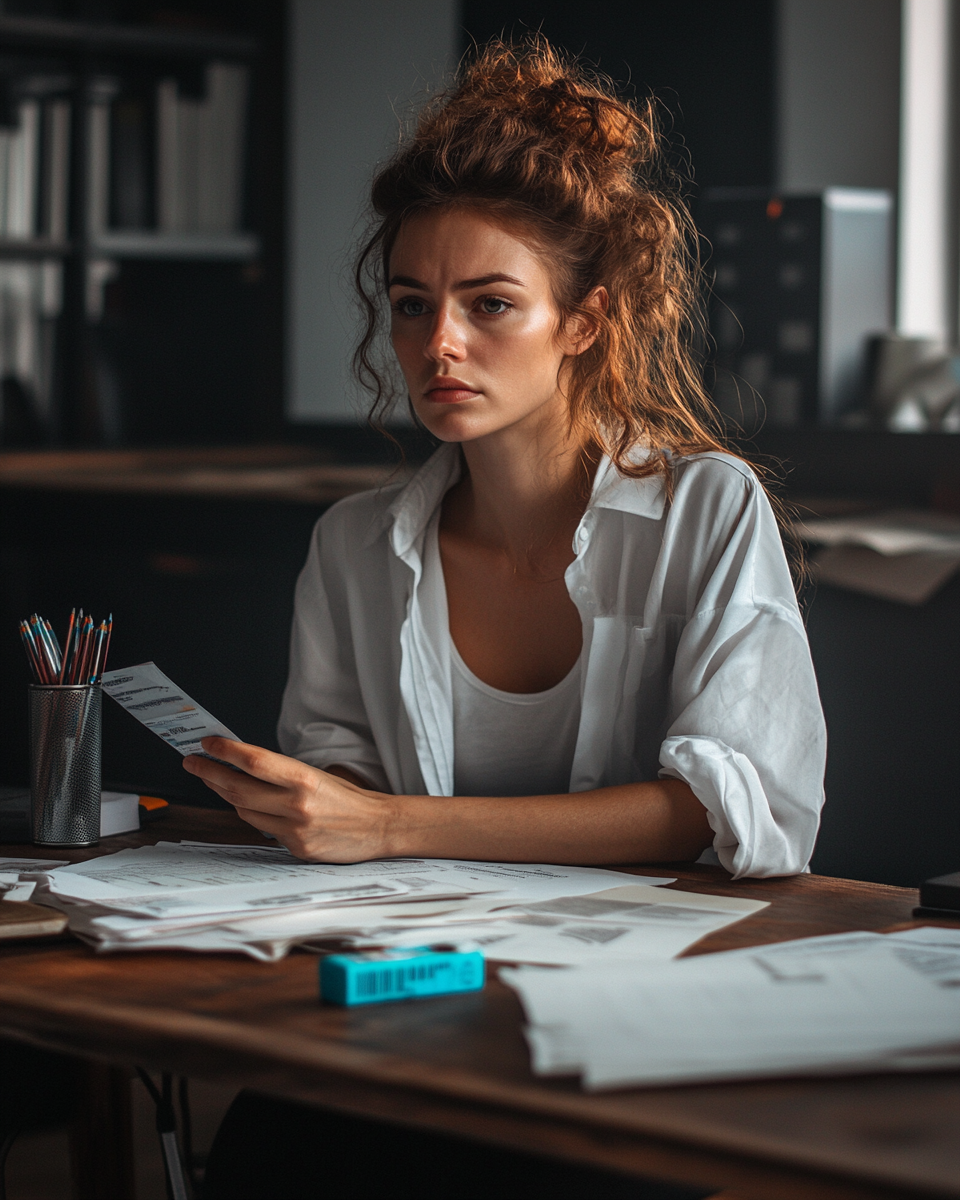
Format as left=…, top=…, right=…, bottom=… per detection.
left=700, top=188, right=893, bottom=429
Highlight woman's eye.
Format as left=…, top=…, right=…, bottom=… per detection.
left=478, top=297, right=511, bottom=315
left=393, top=297, right=428, bottom=317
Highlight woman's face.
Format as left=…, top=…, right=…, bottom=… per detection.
left=388, top=207, right=590, bottom=445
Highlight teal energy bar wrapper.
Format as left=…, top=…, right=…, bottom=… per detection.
left=320, top=946, right=485, bottom=1006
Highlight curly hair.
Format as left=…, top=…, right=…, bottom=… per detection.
left=353, top=36, right=730, bottom=483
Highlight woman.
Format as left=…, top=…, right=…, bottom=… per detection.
left=199, top=40, right=825, bottom=1198
left=187, top=43, right=824, bottom=878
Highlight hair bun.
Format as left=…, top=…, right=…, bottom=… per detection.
left=445, top=39, right=655, bottom=177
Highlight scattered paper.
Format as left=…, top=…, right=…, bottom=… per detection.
left=0, top=856, right=68, bottom=903
left=27, top=841, right=673, bottom=958
left=346, top=884, right=768, bottom=967
left=886, top=925, right=960, bottom=986
left=797, top=510, right=960, bottom=604
left=502, top=929, right=960, bottom=1090
left=797, top=510, right=960, bottom=557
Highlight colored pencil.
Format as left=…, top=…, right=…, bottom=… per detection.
left=18, top=608, right=115, bottom=685
left=66, top=608, right=84, bottom=683
left=31, top=615, right=59, bottom=679
left=100, top=614, right=113, bottom=680
left=88, top=622, right=107, bottom=683
left=20, top=621, right=47, bottom=682
left=57, top=608, right=76, bottom=684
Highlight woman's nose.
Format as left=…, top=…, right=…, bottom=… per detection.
left=424, top=304, right=465, bottom=362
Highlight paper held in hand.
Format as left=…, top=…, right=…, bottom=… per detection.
left=100, top=662, right=239, bottom=759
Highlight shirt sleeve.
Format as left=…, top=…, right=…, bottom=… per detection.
left=277, top=510, right=391, bottom=792
left=656, top=461, right=827, bottom=878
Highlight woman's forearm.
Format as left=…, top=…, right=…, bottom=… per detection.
left=186, top=740, right=713, bottom=866
left=384, top=778, right=713, bottom=865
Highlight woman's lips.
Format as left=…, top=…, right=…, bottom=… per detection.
left=424, top=381, right=479, bottom=404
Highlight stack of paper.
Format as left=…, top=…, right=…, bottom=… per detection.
left=502, top=929, right=960, bottom=1090
left=23, top=842, right=708, bottom=961
left=345, top=884, right=769, bottom=968
left=0, top=857, right=67, bottom=902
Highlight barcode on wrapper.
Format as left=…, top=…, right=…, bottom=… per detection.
left=320, top=947, right=485, bottom=1006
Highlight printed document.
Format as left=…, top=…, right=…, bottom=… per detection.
left=26, top=841, right=674, bottom=957
left=101, top=663, right=239, bottom=758
left=346, top=883, right=768, bottom=967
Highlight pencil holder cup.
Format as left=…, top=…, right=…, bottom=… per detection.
left=29, top=683, right=101, bottom=846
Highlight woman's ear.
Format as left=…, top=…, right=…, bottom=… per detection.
left=560, top=287, right=609, bottom=356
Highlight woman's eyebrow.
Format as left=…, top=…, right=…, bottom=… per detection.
left=388, top=274, right=427, bottom=289
left=387, top=273, right=526, bottom=290
left=455, top=273, right=525, bottom=289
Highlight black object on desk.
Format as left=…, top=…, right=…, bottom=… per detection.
left=914, top=871, right=960, bottom=918
left=0, top=786, right=29, bottom=842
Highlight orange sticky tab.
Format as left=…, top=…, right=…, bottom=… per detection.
left=138, top=796, right=169, bottom=812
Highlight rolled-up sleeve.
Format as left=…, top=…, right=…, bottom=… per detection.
left=655, top=460, right=826, bottom=877
left=659, top=602, right=825, bottom=876
left=277, top=511, right=391, bottom=792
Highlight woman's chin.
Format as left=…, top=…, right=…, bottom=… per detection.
left=415, top=405, right=498, bottom=443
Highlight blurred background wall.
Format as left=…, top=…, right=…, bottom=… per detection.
left=287, top=0, right=906, bottom=425
left=287, top=0, right=456, bottom=423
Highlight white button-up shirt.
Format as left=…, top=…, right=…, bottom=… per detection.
left=278, top=443, right=826, bottom=878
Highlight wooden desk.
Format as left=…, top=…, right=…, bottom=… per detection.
left=1, top=807, right=958, bottom=1200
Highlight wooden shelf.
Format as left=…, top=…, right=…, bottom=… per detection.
left=0, top=446, right=407, bottom=505
left=0, top=233, right=260, bottom=262
left=0, top=15, right=257, bottom=60
left=90, top=231, right=260, bottom=262
left=0, top=237, right=71, bottom=260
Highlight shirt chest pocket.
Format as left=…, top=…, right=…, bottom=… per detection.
left=612, top=617, right=685, bottom=779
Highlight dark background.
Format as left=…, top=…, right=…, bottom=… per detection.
left=460, top=0, right=776, bottom=192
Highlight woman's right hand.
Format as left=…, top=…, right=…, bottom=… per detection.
left=183, top=737, right=398, bottom=863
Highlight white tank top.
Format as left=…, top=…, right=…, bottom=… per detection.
left=449, top=627, right=582, bottom=798
left=422, top=516, right=582, bottom=797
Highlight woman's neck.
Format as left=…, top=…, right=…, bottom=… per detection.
left=445, top=409, right=598, bottom=573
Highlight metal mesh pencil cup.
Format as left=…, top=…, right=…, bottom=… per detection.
left=29, top=684, right=101, bottom=846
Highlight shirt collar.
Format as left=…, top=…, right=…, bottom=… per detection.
left=588, top=452, right=666, bottom=520
left=376, top=440, right=666, bottom=559
left=378, top=442, right=462, bottom=559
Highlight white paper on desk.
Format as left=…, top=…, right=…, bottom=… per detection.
left=886, top=926, right=960, bottom=986
left=38, top=843, right=665, bottom=904
left=59, top=896, right=485, bottom=960
left=714, top=927, right=960, bottom=987
left=100, top=662, right=240, bottom=758
left=73, top=894, right=497, bottom=949
left=345, top=884, right=768, bottom=967
left=28, top=842, right=673, bottom=957
left=797, top=509, right=960, bottom=556
left=797, top=509, right=960, bottom=604
left=504, top=937, right=960, bottom=1090
left=517, top=930, right=959, bottom=1078
left=30, top=843, right=419, bottom=911
left=0, top=857, right=68, bottom=902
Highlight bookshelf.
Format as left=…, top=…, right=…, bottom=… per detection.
left=90, top=231, right=259, bottom=260
left=0, top=5, right=281, bottom=448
